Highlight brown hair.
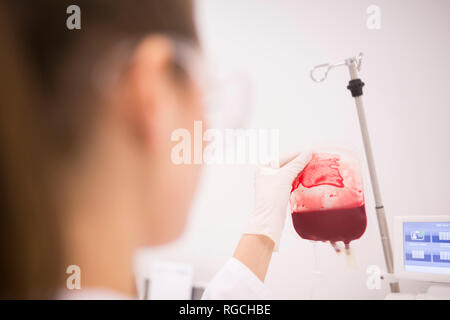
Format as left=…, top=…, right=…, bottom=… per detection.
left=0, top=0, right=198, bottom=299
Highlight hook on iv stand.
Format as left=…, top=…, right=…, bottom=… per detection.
left=310, top=53, right=401, bottom=294
left=310, top=53, right=363, bottom=82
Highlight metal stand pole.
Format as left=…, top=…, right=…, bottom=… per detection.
left=346, top=61, right=400, bottom=293
left=311, top=54, right=400, bottom=293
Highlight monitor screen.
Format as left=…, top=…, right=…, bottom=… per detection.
left=403, top=222, right=450, bottom=275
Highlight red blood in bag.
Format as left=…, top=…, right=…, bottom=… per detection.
left=293, top=156, right=344, bottom=190
left=290, top=152, right=367, bottom=244
left=292, top=206, right=366, bottom=243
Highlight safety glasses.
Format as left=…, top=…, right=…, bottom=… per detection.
left=172, top=36, right=253, bottom=130
left=94, top=35, right=252, bottom=130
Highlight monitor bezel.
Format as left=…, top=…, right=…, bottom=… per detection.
left=393, top=215, right=450, bottom=283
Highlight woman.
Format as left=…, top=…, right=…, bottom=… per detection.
left=0, top=0, right=310, bottom=299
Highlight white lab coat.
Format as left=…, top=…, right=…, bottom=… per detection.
left=201, top=257, right=270, bottom=299
left=57, top=257, right=269, bottom=300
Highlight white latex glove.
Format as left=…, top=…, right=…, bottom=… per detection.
left=244, top=152, right=312, bottom=251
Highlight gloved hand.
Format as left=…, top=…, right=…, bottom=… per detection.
left=244, top=152, right=312, bottom=251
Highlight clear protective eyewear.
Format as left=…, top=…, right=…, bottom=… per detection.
left=93, top=35, right=252, bottom=130
left=171, top=36, right=253, bottom=130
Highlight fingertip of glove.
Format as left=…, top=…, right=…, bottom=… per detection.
left=287, top=152, right=313, bottom=170
left=298, top=151, right=313, bottom=163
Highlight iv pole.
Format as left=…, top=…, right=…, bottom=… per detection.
left=310, top=53, right=400, bottom=293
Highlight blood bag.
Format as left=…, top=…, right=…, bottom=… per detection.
left=290, top=150, right=367, bottom=249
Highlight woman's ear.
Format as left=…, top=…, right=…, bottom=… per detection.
left=121, top=35, right=175, bottom=146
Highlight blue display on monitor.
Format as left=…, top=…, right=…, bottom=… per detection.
left=403, top=222, right=450, bottom=275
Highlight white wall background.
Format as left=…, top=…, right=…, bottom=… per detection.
left=135, top=0, right=450, bottom=299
